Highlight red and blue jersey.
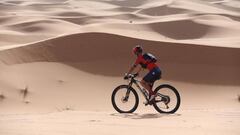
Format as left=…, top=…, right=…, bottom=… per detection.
left=134, top=54, right=158, bottom=71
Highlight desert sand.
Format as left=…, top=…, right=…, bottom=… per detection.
left=0, top=0, right=240, bottom=135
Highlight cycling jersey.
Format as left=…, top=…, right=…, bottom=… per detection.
left=134, top=54, right=158, bottom=71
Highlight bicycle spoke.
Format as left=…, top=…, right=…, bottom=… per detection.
left=112, top=85, right=139, bottom=113
left=153, top=84, right=181, bottom=113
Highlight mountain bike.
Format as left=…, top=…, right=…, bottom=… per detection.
left=111, top=74, right=181, bottom=113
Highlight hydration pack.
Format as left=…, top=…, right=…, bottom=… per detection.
left=143, top=53, right=157, bottom=63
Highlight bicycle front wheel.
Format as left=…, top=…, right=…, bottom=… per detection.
left=153, top=84, right=181, bottom=113
left=111, top=85, right=139, bottom=113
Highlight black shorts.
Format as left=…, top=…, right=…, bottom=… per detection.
left=143, top=67, right=161, bottom=83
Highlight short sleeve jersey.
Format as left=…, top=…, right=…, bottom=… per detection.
left=134, top=54, right=158, bottom=71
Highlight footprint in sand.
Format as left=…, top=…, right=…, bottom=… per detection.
left=89, top=120, right=101, bottom=123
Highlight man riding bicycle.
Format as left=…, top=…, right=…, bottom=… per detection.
left=125, top=45, right=162, bottom=103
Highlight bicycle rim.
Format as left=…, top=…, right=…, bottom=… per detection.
left=153, top=84, right=181, bottom=113
left=111, top=85, right=139, bottom=113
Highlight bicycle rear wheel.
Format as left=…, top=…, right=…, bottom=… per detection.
left=111, top=85, right=139, bottom=113
left=153, top=84, right=181, bottom=113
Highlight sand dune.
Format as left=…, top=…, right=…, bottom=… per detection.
left=0, top=0, right=240, bottom=135
left=54, top=11, right=87, bottom=17
left=106, top=6, right=140, bottom=12
left=0, top=0, right=239, bottom=47
left=7, top=19, right=78, bottom=33
left=138, top=5, right=194, bottom=16
left=104, top=0, right=149, bottom=7
left=8, top=20, right=62, bottom=32
left=0, top=32, right=239, bottom=85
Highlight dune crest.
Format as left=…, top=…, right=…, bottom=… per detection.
left=0, top=32, right=239, bottom=86
left=0, top=0, right=239, bottom=47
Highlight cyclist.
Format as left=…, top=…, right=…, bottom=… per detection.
left=125, top=45, right=162, bottom=104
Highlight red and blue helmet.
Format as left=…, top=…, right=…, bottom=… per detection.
left=133, top=45, right=143, bottom=55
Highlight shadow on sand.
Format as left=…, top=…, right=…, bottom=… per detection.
left=110, top=113, right=181, bottom=120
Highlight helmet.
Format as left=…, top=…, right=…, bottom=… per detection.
left=133, top=45, right=143, bottom=54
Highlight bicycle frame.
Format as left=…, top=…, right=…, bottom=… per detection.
left=127, top=76, right=149, bottom=101
left=125, top=75, right=169, bottom=104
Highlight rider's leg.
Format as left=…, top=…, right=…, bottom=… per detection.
left=141, top=80, right=156, bottom=104
left=140, top=80, right=154, bottom=95
left=141, top=67, right=161, bottom=96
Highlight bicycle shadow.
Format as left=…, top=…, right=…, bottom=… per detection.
left=110, top=113, right=181, bottom=119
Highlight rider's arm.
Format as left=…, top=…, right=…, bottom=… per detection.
left=127, top=56, right=140, bottom=75
left=136, top=66, right=142, bottom=74
left=127, top=64, right=137, bottom=75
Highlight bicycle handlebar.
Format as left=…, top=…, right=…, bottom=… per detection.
left=124, top=73, right=138, bottom=80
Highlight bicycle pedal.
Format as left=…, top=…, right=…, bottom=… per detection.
left=148, top=102, right=154, bottom=106
left=143, top=101, right=149, bottom=106
left=143, top=101, right=153, bottom=106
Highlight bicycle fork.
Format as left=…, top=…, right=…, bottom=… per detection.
left=122, top=82, right=133, bottom=102
left=124, top=81, right=149, bottom=103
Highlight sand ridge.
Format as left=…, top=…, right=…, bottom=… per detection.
left=0, top=0, right=239, bottom=47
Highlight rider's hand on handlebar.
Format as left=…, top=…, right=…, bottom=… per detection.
left=134, top=73, right=139, bottom=77
left=124, top=73, right=139, bottom=80
left=124, top=73, right=129, bottom=80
